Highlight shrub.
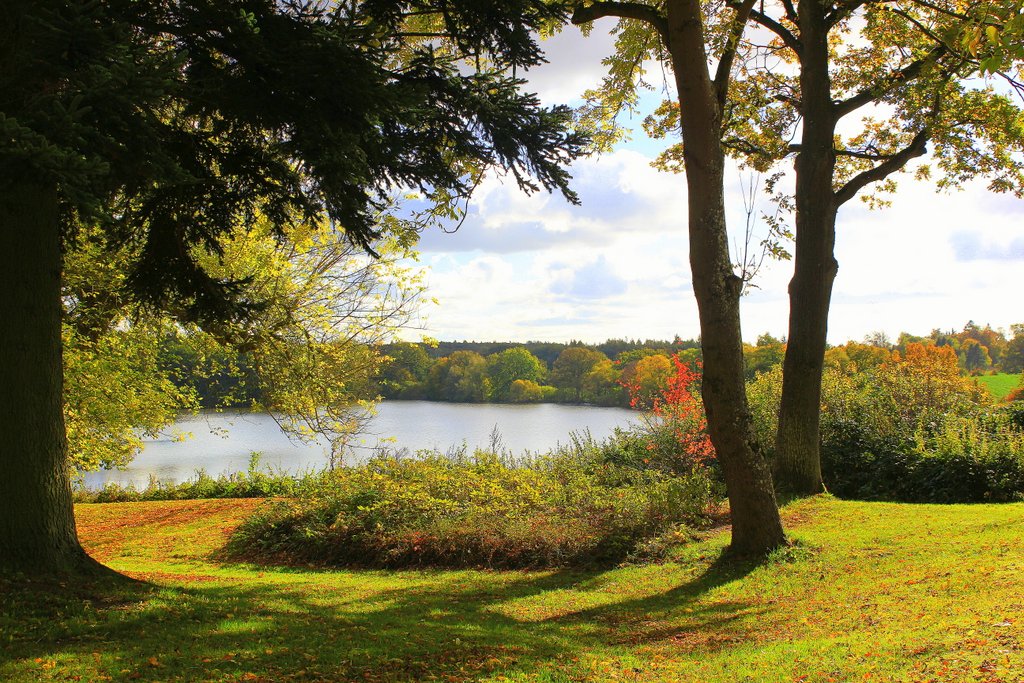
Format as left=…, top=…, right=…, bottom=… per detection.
left=507, top=379, right=544, bottom=403
left=746, top=365, right=783, bottom=457
left=746, top=358, right=1024, bottom=503
left=228, top=433, right=718, bottom=570
left=620, top=354, right=715, bottom=469
left=823, top=409, right=1024, bottom=503
left=74, top=452, right=305, bottom=503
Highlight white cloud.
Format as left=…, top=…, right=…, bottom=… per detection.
left=522, top=26, right=619, bottom=105
left=401, top=30, right=1024, bottom=347
left=416, top=149, right=691, bottom=255
left=550, top=255, right=627, bottom=300
left=950, top=231, right=1024, bottom=261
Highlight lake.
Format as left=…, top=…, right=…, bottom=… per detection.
left=82, top=401, right=639, bottom=489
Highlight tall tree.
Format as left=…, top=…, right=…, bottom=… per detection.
left=1004, top=324, right=1024, bottom=374
left=571, top=0, right=786, bottom=555
left=550, top=346, right=608, bottom=402
left=0, top=0, right=586, bottom=575
left=427, top=350, right=490, bottom=402
left=634, top=0, right=1024, bottom=493
left=487, top=347, right=547, bottom=400
left=723, top=0, right=1024, bottom=493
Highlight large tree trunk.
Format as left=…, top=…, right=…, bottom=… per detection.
left=666, top=0, right=786, bottom=555
left=773, top=0, right=838, bottom=496
left=0, top=180, right=95, bottom=574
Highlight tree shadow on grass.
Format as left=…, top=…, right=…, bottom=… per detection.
left=1, top=549, right=770, bottom=682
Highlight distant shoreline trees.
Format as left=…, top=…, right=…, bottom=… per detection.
left=158, top=322, right=1024, bottom=415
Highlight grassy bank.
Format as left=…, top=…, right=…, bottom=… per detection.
left=977, top=373, right=1021, bottom=400
left=2, top=497, right=1023, bottom=682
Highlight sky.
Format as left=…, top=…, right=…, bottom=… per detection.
left=402, top=25, right=1024, bottom=346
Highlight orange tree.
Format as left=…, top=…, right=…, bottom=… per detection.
left=622, top=354, right=715, bottom=474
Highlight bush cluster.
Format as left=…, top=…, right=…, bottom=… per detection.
left=73, top=453, right=305, bottom=503
left=822, top=410, right=1024, bottom=502
left=748, top=358, right=1024, bottom=503
left=227, top=433, right=717, bottom=570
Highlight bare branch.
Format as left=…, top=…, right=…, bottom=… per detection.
left=834, top=147, right=900, bottom=160
left=747, top=8, right=802, bottom=54
left=997, top=71, right=1024, bottom=103
left=715, top=0, right=758, bottom=108
left=833, top=45, right=945, bottom=118
left=825, top=0, right=871, bottom=28
left=724, top=136, right=781, bottom=159
left=776, top=93, right=802, bottom=108
left=904, top=0, right=974, bottom=23
left=782, top=0, right=798, bottom=23
left=834, top=127, right=930, bottom=205
left=889, top=7, right=954, bottom=47
left=570, top=1, right=668, bottom=43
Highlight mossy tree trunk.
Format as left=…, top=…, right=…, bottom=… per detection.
left=666, top=0, right=786, bottom=556
left=773, top=0, right=836, bottom=496
left=0, top=180, right=96, bottom=574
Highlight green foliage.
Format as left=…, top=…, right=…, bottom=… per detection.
left=62, top=228, right=199, bottom=472
left=426, top=350, right=490, bottom=402
left=228, top=432, right=717, bottom=569
left=486, top=347, right=547, bottom=400
left=63, top=214, right=421, bottom=473
left=63, top=322, right=196, bottom=472
left=580, top=357, right=626, bottom=406
left=374, top=339, right=700, bottom=407
left=824, top=341, right=892, bottom=374
left=507, top=378, right=546, bottom=402
left=743, top=337, right=785, bottom=380
left=376, top=342, right=434, bottom=399
left=619, top=354, right=673, bottom=409
left=550, top=346, right=610, bottom=402
left=203, top=218, right=427, bottom=461
left=1003, top=324, right=1024, bottom=373
left=823, top=409, right=1024, bottom=503
left=158, top=334, right=262, bottom=409
left=746, top=365, right=785, bottom=457
left=748, top=351, right=1024, bottom=502
left=3, top=0, right=588, bottom=316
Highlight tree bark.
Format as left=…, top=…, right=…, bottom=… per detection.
left=773, top=0, right=837, bottom=496
left=0, top=180, right=95, bottom=574
left=666, top=0, right=786, bottom=555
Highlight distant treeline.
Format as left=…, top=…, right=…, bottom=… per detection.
left=422, top=338, right=698, bottom=368
left=375, top=337, right=701, bottom=407
left=375, top=321, right=1024, bottom=407
left=162, top=321, right=1024, bottom=410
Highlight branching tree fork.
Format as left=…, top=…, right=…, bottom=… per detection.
left=572, top=0, right=1024, bottom=498
left=725, top=0, right=1024, bottom=494
left=572, top=0, right=788, bottom=556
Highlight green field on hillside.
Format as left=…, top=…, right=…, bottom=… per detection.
left=977, top=373, right=1021, bottom=399
left=2, top=497, right=1022, bottom=682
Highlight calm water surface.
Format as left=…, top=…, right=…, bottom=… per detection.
left=83, top=401, right=638, bottom=489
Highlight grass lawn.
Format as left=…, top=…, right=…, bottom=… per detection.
left=976, top=373, right=1021, bottom=400
left=2, top=497, right=1022, bottom=682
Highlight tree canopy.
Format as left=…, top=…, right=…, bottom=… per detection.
left=0, top=0, right=589, bottom=575
left=567, top=0, right=1024, bottom=497
left=3, top=0, right=588, bottom=319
